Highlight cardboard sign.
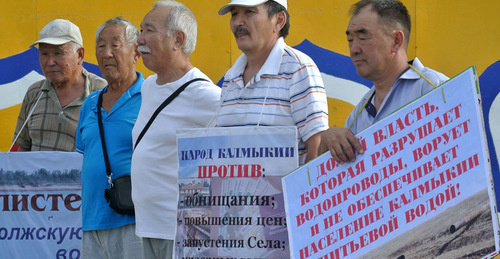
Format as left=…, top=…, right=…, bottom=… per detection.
left=282, top=67, right=499, bottom=258
left=175, top=126, right=298, bottom=258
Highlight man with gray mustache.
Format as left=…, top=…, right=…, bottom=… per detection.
left=217, top=0, right=329, bottom=165
left=130, top=1, right=221, bottom=258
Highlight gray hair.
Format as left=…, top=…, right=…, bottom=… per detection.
left=70, top=42, right=82, bottom=53
left=95, top=17, right=140, bottom=46
left=153, top=0, right=197, bottom=55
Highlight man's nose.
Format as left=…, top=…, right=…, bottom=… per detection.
left=137, top=32, right=146, bottom=45
left=102, top=46, right=113, bottom=58
left=46, top=55, right=57, bottom=66
left=349, top=40, right=361, bottom=56
left=231, top=13, right=245, bottom=27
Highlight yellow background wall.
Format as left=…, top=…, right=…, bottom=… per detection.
left=1, top=0, right=499, bottom=151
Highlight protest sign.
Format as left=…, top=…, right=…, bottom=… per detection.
left=175, top=126, right=298, bottom=258
left=0, top=151, right=83, bottom=258
left=282, top=67, right=499, bottom=258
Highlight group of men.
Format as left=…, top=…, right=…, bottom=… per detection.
left=11, top=0, right=447, bottom=258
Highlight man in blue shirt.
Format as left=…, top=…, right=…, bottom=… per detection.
left=76, top=17, right=144, bottom=258
left=319, top=0, right=448, bottom=164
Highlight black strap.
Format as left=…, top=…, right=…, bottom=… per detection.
left=134, top=78, right=209, bottom=150
left=97, top=90, right=113, bottom=186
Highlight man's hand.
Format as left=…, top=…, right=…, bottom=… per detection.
left=318, top=127, right=364, bottom=164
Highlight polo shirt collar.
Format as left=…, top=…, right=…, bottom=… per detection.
left=40, top=79, right=52, bottom=92
left=42, top=68, right=94, bottom=108
left=91, top=71, right=144, bottom=113
left=81, top=68, right=92, bottom=98
left=401, top=57, right=424, bottom=80
left=259, top=37, right=285, bottom=78
left=125, top=71, right=144, bottom=97
left=364, top=57, right=425, bottom=118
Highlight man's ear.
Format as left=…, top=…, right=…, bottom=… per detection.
left=392, top=30, right=405, bottom=52
left=274, top=11, right=286, bottom=34
left=174, top=31, right=186, bottom=50
left=133, top=45, right=140, bottom=64
left=77, top=47, right=85, bottom=65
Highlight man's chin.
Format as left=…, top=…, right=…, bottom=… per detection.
left=102, top=72, right=120, bottom=83
left=46, top=76, right=66, bottom=86
left=355, top=69, right=369, bottom=80
left=142, top=61, right=156, bottom=73
left=235, top=41, right=252, bottom=53
left=353, top=64, right=369, bottom=77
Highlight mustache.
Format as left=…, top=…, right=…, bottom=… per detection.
left=233, top=27, right=249, bottom=37
left=137, top=45, right=151, bottom=54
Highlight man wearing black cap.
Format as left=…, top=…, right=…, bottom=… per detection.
left=12, top=19, right=106, bottom=151
left=217, top=0, right=329, bottom=165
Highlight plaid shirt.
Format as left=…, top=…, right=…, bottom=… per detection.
left=13, top=68, right=106, bottom=151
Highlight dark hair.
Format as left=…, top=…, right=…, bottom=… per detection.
left=350, top=0, right=411, bottom=45
left=265, top=1, right=290, bottom=38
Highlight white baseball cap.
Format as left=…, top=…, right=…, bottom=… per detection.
left=218, top=0, right=287, bottom=15
left=30, top=19, right=83, bottom=48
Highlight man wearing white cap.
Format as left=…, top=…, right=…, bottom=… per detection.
left=217, top=0, right=329, bottom=165
left=13, top=19, right=106, bottom=151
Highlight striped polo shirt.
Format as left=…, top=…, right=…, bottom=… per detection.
left=216, top=37, right=329, bottom=164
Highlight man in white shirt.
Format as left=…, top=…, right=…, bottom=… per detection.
left=131, top=1, right=221, bottom=258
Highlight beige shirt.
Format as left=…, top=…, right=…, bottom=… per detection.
left=13, top=68, right=107, bottom=151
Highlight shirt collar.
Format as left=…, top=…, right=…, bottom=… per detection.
left=90, top=71, right=144, bottom=112
left=362, top=57, right=425, bottom=118
left=259, top=37, right=285, bottom=77
left=401, top=57, right=424, bottom=80
left=127, top=71, right=144, bottom=97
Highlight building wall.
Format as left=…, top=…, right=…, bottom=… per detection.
left=0, top=0, right=499, bottom=151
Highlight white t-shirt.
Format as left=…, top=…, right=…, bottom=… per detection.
left=131, top=68, right=221, bottom=239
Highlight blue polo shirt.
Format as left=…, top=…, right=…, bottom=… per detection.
left=76, top=72, right=143, bottom=231
left=345, top=58, right=449, bottom=134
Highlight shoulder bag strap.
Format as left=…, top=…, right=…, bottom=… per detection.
left=134, top=78, right=208, bottom=150
left=97, top=90, right=114, bottom=188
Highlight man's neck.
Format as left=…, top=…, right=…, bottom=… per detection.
left=107, top=72, right=138, bottom=94
left=53, top=71, right=85, bottom=108
left=242, top=39, right=277, bottom=86
left=372, top=58, right=409, bottom=111
left=156, top=58, right=193, bottom=85
left=102, top=73, right=138, bottom=112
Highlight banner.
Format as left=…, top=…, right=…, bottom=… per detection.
left=0, top=151, right=83, bottom=258
left=175, top=126, right=298, bottom=258
left=282, top=67, right=499, bottom=258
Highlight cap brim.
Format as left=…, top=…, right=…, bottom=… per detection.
left=218, top=0, right=268, bottom=15
left=30, top=38, right=71, bottom=48
left=218, top=5, right=233, bottom=15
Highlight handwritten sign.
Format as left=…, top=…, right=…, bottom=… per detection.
left=283, top=67, right=499, bottom=258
